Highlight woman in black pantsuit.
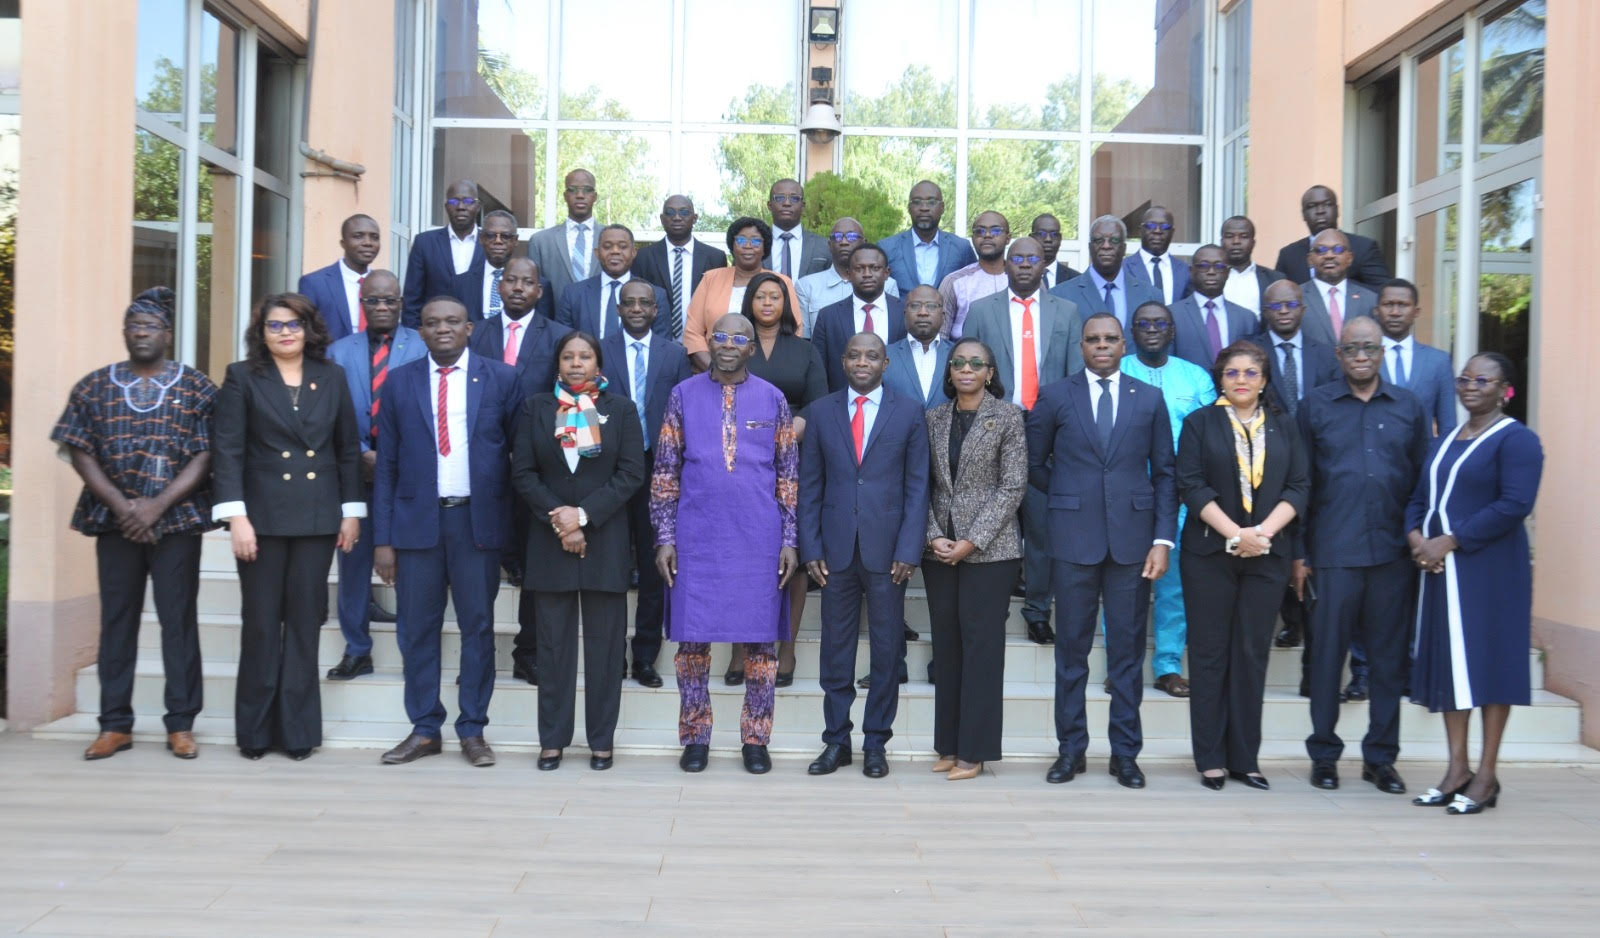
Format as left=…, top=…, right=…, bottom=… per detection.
left=511, top=331, right=647, bottom=771
left=212, top=293, right=363, bottom=760
left=1177, top=341, right=1308, bottom=791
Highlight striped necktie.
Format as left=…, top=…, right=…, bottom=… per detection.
left=369, top=334, right=390, bottom=443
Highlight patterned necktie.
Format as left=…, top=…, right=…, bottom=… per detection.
left=852, top=395, right=868, bottom=463
left=1150, top=256, right=1164, bottom=299
left=356, top=275, right=367, bottom=332
left=1278, top=341, right=1300, bottom=416
left=1327, top=283, right=1343, bottom=336
left=669, top=247, right=686, bottom=339
left=369, top=334, right=389, bottom=443
left=1203, top=299, right=1223, bottom=360
left=861, top=302, right=875, bottom=334
left=1096, top=377, right=1114, bottom=450
left=780, top=232, right=794, bottom=279
left=570, top=223, right=588, bottom=282
left=436, top=366, right=457, bottom=456
left=503, top=321, right=520, bottom=365
left=1013, top=296, right=1039, bottom=410
left=632, top=340, right=649, bottom=450
left=489, top=266, right=504, bottom=318
left=606, top=280, right=622, bottom=337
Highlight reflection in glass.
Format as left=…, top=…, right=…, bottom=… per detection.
left=1412, top=203, right=1458, bottom=352
left=970, top=0, right=1080, bottom=130
left=843, top=0, right=957, bottom=128
left=1089, top=142, right=1201, bottom=242
left=841, top=136, right=956, bottom=230
left=1478, top=179, right=1535, bottom=422
left=1220, top=0, right=1250, bottom=137
left=1413, top=36, right=1464, bottom=182
left=1353, top=72, right=1399, bottom=207
left=133, top=129, right=181, bottom=298
left=394, top=0, right=415, bottom=115
left=1479, top=0, right=1544, bottom=154
left=436, top=0, right=549, bottom=119
left=966, top=138, right=1079, bottom=238
left=200, top=11, right=239, bottom=153
left=431, top=127, right=542, bottom=229
left=136, top=0, right=186, bottom=126
left=555, top=129, right=666, bottom=229
left=255, top=46, right=294, bottom=180
left=197, top=163, right=241, bottom=377
left=684, top=0, right=797, bottom=124
left=560, top=0, right=670, bottom=121
left=1091, top=0, right=1203, bottom=134
left=252, top=186, right=291, bottom=308
left=681, top=132, right=796, bottom=229
left=1353, top=209, right=1396, bottom=287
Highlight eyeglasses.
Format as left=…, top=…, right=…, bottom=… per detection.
left=1311, top=244, right=1349, bottom=255
left=482, top=231, right=517, bottom=242
left=769, top=194, right=802, bottom=205
left=1264, top=300, right=1304, bottom=312
left=1030, top=229, right=1061, bottom=240
left=904, top=300, right=943, bottom=313
left=909, top=197, right=942, bottom=207
left=711, top=332, right=753, bottom=347
left=949, top=356, right=990, bottom=371
left=661, top=208, right=694, bottom=218
left=1132, top=320, right=1172, bottom=332
left=972, top=226, right=1007, bottom=238
left=829, top=231, right=864, bottom=243
left=361, top=296, right=401, bottom=307
left=618, top=297, right=657, bottom=308
left=1337, top=342, right=1383, bottom=356
left=1141, top=222, right=1173, bottom=232
left=1089, top=236, right=1125, bottom=246
left=264, top=319, right=305, bottom=334
left=1191, top=261, right=1229, bottom=272
left=1008, top=254, right=1043, bottom=265
left=733, top=236, right=764, bottom=248
left=1223, top=368, right=1263, bottom=380
left=445, top=197, right=478, bottom=208
left=565, top=185, right=596, bottom=195
left=1455, top=374, right=1501, bottom=389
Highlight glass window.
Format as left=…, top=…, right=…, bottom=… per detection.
left=1479, top=0, right=1544, bottom=154
left=1413, top=35, right=1464, bottom=183
left=133, top=128, right=181, bottom=296
left=1089, top=142, right=1201, bottom=242
left=842, top=136, right=956, bottom=229
left=437, top=0, right=549, bottom=119
left=843, top=0, right=958, bottom=128
left=196, top=162, right=243, bottom=376
left=969, top=0, right=1080, bottom=130
left=199, top=11, right=239, bottom=153
left=252, top=186, right=291, bottom=301
left=555, top=129, right=667, bottom=229
left=431, top=127, right=543, bottom=228
left=683, top=0, right=797, bottom=125
left=1353, top=72, right=1399, bottom=208
left=680, top=132, right=795, bottom=228
left=559, top=0, right=671, bottom=121
left=394, top=0, right=415, bottom=116
left=137, top=0, right=187, bottom=125
left=1412, top=203, right=1459, bottom=352
left=1092, top=0, right=1203, bottom=135
left=967, top=138, right=1079, bottom=238
left=254, top=45, right=294, bottom=180
left=1478, top=178, right=1535, bottom=421
left=1220, top=0, right=1250, bottom=138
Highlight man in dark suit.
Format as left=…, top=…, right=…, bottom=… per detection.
left=880, top=180, right=978, bottom=296
left=1375, top=279, right=1457, bottom=437
left=403, top=180, right=484, bottom=327
left=800, top=333, right=931, bottom=779
left=299, top=213, right=381, bottom=344
left=796, top=217, right=902, bottom=334
left=1051, top=215, right=1160, bottom=328
left=1122, top=205, right=1190, bottom=305
left=556, top=224, right=671, bottom=341
left=373, top=297, right=523, bottom=768
left=763, top=178, right=830, bottom=281
left=1273, top=185, right=1391, bottom=287
left=453, top=210, right=521, bottom=321
left=812, top=243, right=905, bottom=392
left=630, top=194, right=727, bottom=340
left=1298, top=229, right=1379, bottom=348
left=601, top=281, right=693, bottom=687
left=1169, top=244, right=1260, bottom=369
left=527, top=168, right=601, bottom=304
left=883, top=286, right=953, bottom=409
left=1031, top=213, right=1081, bottom=291
left=1026, top=313, right=1177, bottom=789
left=1220, top=215, right=1283, bottom=316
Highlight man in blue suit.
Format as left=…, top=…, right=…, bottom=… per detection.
left=1122, top=205, right=1190, bottom=305
left=402, top=180, right=484, bottom=327
left=880, top=181, right=977, bottom=297
left=298, top=213, right=381, bottom=343
left=601, top=281, right=693, bottom=688
left=556, top=224, right=671, bottom=341
left=1052, top=216, right=1160, bottom=329
left=325, top=270, right=428, bottom=680
left=811, top=243, right=905, bottom=392
left=453, top=211, right=524, bottom=321
left=882, top=286, right=953, bottom=409
left=1026, top=313, right=1177, bottom=789
left=1375, top=279, right=1457, bottom=437
left=373, top=296, right=523, bottom=768
left=1169, top=244, right=1260, bottom=369
left=800, top=333, right=931, bottom=780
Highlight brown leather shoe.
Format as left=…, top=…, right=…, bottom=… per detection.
left=84, top=731, right=133, bottom=761
left=166, top=731, right=198, bottom=759
left=1155, top=673, right=1191, bottom=698
left=460, top=736, right=496, bottom=767
left=381, top=733, right=443, bottom=764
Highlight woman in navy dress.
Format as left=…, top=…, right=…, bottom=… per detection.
left=1406, top=352, right=1543, bottom=814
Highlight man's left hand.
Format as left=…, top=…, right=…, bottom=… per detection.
left=1142, top=544, right=1170, bottom=580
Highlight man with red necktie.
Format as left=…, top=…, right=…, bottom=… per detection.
left=810, top=242, right=906, bottom=392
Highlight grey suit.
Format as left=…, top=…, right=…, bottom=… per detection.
left=1168, top=294, right=1260, bottom=370
left=527, top=222, right=596, bottom=303
left=1300, top=278, right=1377, bottom=347
left=763, top=227, right=831, bottom=281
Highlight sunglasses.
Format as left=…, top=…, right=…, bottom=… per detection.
left=661, top=208, right=694, bottom=218
left=1142, top=222, right=1173, bottom=232
left=264, top=319, right=305, bottom=334
left=445, top=197, right=478, bottom=208
left=1337, top=342, right=1383, bottom=356
left=1312, top=244, right=1349, bottom=255
left=769, top=194, right=802, bottom=205
left=949, top=356, right=991, bottom=371
left=711, top=332, right=753, bottom=347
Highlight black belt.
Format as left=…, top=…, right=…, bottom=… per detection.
left=439, top=496, right=471, bottom=508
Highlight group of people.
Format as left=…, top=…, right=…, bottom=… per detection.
left=59, top=174, right=1541, bottom=815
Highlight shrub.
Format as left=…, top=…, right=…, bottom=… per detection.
left=801, top=172, right=903, bottom=244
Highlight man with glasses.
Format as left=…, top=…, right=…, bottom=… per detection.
left=1122, top=206, right=1190, bottom=305
left=1170, top=244, right=1260, bottom=369
left=938, top=211, right=1013, bottom=339
left=812, top=242, right=905, bottom=392
left=1297, top=316, right=1429, bottom=794
left=882, top=181, right=977, bottom=297
left=1031, top=213, right=1081, bottom=290
left=301, top=213, right=381, bottom=343
left=327, top=270, right=429, bottom=680
left=797, top=217, right=900, bottom=334
left=883, top=286, right=954, bottom=409
left=763, top=178, right=830, bottom=281
left=1299, top=228, right=1378, bottom=349
left=528, top=168, right=602, bottom=303
left=1220, top=215, right=1284, bottom=316
left=403, top=180, right=486, bottom=327
left=454, top=211, right=528, bottom=321
left=555, top=224, right=671, bottom=340
left=1273, top=185, right=1391, bottom=287
left=1051, top=215, right=1160, bottom=330
left=630, top=195, right=727, bottom=341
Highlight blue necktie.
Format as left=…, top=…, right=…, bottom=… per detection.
left=1391, top=342, right=1409, bottom=387
left=606, top=280, right=621, bottom=337
left=570, top=223, right=589, bottom=282
left=1096, top=377, right=1114, bottom=451
left=488, top=266, right=503, bottom=317
left=1103, top=281, right=1117, bottom=323
left=631, top=340, right=649, bottom=449
left=1150, top=256, right=1164, bottom=299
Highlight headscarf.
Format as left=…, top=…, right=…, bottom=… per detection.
left=126, top=286, right=176, bottom=327
left=554, top=374, right=609, bottom=458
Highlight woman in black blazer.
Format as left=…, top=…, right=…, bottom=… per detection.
left=511, top=331, right=647, bottom=771
left=212, top=293, right=362, bottom=760
left=1176, top=341, right=1308, bottom=791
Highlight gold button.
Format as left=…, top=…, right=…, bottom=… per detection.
left=306, top=450, right=315, bottom=457
left=282, top=473, right=291, bottom=481
left=307, top=471, right=317, bottom=480
left=281, top=450, right=291, bottom=459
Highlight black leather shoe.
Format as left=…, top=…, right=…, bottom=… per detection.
left=590, top=753, right=614, bottom=771
left=632, top=664, right=664, bottom=688
left=903, top=626, right=920, bottom=642
left=1311, top=760, right=1340, bottom=789
left=679, top=744, right=709, bottom=773
left=807, top=743, right=853, bottom=775
left=512, top=660, right=538, bottom=686
left=239, top=747, right=268, bottom=760
left=287, top=748, right=313, bottom=761
left=366, top=599, right=397, bottom=623
left=381, top=733, right=442, bottom=765
left=1201, top=774, right=1226, bottom=791
left=1045, top=753, right=1087, bottom=784
left=326, top=654, right=373, bottom=681
left=775, top=672, right=794, bottom=688
left=742, top=744, right=771, bottom=775
left=1025, top=620, right=1055, bottom=645
left=537, top=750, right=563, bottom=771
left=1343, top=677, right=1370, bottom=702
left=1274, top=625, right=1302, bottom=648
left=1362, top=761, right=1406, bottom=794
left=1109, top=755, right=1145, bottom=789
left=862, top=751, right=889, bottom=778
left=723, top=667, right=745, bottom=686
left=857, top=674, right=871, bottom=689
left=1228, top=770, right=1271, bottom=791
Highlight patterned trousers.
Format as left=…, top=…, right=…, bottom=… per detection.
left=676, top=642, right=776, bottom=745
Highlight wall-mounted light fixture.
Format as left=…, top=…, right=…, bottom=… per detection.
left=800, top=65, right=842, bottom=144
left=808, top=6, right=838, bottom=44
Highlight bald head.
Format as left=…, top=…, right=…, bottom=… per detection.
left=1309, top=228, right=1353, bottom=285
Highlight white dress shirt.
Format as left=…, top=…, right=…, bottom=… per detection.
left=448, top=225, right=478, bottom=275
left=500, top=310, right=535, bottom=363
left=1087, top=368, right=1173, bottom=548
left=1312, top=277, right=1346, bottom=327
left=429, top=350, right=471, bottom=498
left=846, top=383, right=883, bottom=452
left=1223, top=263, right=1261, bottom=315
left=666, top=242, right=693, bottom=329
left=1137, top=247, right=1175, bottom=305
left=1006, top=290, right=1047, bottom=408
left=851, top=292, right=891, bottom=341
left=565, top=218, right=595, bottom=279
left=1271, top=329, right=1305, bottom=398
left=909, top=338, right=941, bottom=402
left=595, top=271, right=633, bottom=339
left=796, top=269, right=899, bottom=334
left=1195, top=293, right=1233, bottom=350
left=772, top=223, right=803, bottom=280
left=338, top=259, right=366, bottom=332
left=1387, top=332, right=1415, bottom=385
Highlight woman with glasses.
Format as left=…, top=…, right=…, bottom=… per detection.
left=681, top=217, right=801, bottom=372
left=1406, top=352, right=1543, bottom=815
left=922, top=339, right=1028, bottom=780
left=212, top=293, right=364, bottom=760
left=1176, top=341, right=1307, bottom=790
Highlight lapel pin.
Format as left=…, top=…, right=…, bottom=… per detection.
left=309, top=382, right=317, bottom=391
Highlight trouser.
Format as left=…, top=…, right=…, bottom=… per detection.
left=1182, top=549, right=1287, bottom=773
left=1305, top=558, right=1414, bottom=765
left=676, top=641, right=775, bottom=745
left=394, top=505, right=500, bottom=740
left=626, top=450, right=665, bottom=669
left=818, top=549, right=905, bottom=752
left=924, top=558, right=1015, bottom=764
left=1149, top=505, right=1189, bottom=679
left=335, top=484, right=376, bottom=656
left=95, top=532, right=203, bottom=733
left=235, top=534, right=336, bottom=751
left=1054, top=558, right=1150, bottom=758
left=1019, top=485, right=1053, bottom=625
left=534, top=589, right=627, bottom=751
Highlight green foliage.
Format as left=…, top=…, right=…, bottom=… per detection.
left=799, top=172, right=902, bottom=243
left=707, top=84, right=797, bottom=228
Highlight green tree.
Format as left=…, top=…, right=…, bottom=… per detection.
left=709, top=84, right=797, bottom=228
left=799, top=172, right=902, bottom=243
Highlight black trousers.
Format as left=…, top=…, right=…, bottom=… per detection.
left=627, top=449, right=665, bottom=669
left=1182, top=548, right=1288, bottom=773
left=533, top=589, right=627, bottom=751
left=1054, top=558, right=1150, bottom=759
left=235, top=534, right=336, bottom=751
left=95, top=532, right=203, bottom=733
left=818, top=548, right=906, bottom=752
left=924, top=558, right=1016, bottom=764
left=1306, top=558, right=1414, bottom=764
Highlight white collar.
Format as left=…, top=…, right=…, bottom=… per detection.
left=502, top=311, right=536, bottom=329
left=567, top=217, right=594, bottom=233
left=1231, top=262, right=1256, bottom=276
left=338, top=258, right=367, bottom=281
left=852, top=292, right=888, bottom=311
left=848, top=384, right=884, bottom=405
left=915, top=231, right=940, bottom=248
left=1090, top=369, right=1122, bottom=388
left=773, top=223, right=802, bottom=240
left=447, top=226, right=478, bottom=245
left=430, top=349, right=470, bottom=371
left=1137, top=247, right=1168, bottom=265
left=602, top=271, right=632, bottom=287
left=624, top=331, right=653, bottom=348
left=1273, top=330, right=1302, bottom=348
left=1007, top=289, right=1043, bottom=305
left=1389, top=333, right=1414, bottom=352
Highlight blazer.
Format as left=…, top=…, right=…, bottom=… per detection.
left=811, top=294, right=907, bottom=392
left=555, top=275, right=672, bottom=341
left=468, top=313, right=562, bottom=397
left=1244, top=332, right=1341, bottom=416
left=1273, top=231, right=1390, bottom=287
left=961, top=290, right=1085, bottom=397
left=1299, top=278, right=1378, bottom=347
left=797, top=386, right=931, bottom=573
left=681, top=266, right=801, bottom=356
left=327, top=326, right=430, bottom=450
left=1175, top=403, right=1309, bottom=555
left=1398, top=340, right=1458, bottom=437
left=211, top=358, right=364, bottom=537
left=1045, top=261, right=1082, bottom=290
left=510, top=391, right=648, bottom=593
left=599, top=330, right=694, bottom=447
left=1169, top=294, right=1261, bottom=370
left=403, top=227, right=483, bottom=327
left=1026, top=371, right=1178, bottom=565
left=923, top=394, right=1028, bottom=563
left=1049, top=271, right=1162, bottom=327
left=883, top=335, right=953, bottom=409
left=880, top=228, right=978, bottom=296
left=373, top=353, right=522, bottom=551
left=452, top=257, right=556, bottom=322
left=630, top=237, right=728, bottom=303
left=762, top=227, right=832, bottom=280
left=1123, top=253, right=1192, bottom=302
left=527, top=222, right=595, bottom=303
left=298, top=261, right=360, bottom=344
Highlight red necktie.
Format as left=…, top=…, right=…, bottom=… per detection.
left=862, top=302, right=875, bottom=334
left=503, top=321, right=520, bottom=365
left=1013, top=296, right=1039, bottom=410
left=356, top=275, right=367, bottom=332
left=436, top=366, right=457, bottom=456
left=369, top=335, right=390, bottom=443
left=1327, top=284, right=1343, bottom=336
left=852, top=395, right=868, bottom=463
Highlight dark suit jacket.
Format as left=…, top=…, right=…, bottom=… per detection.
left=1050, top=271, right=1161, bottom=327
left=630, top=238, right=728, bottom=304
left=762, top=227, right=832, bottom=279
left=555, top=276, right=672, bottom=341
left=880, top=228, right=979, bottom=296
left=1123, top=253, right=1192, bottom=301
left=599, top=330, right=694, bottom=447
left=882, top=335, right=953, bottom=409
left=1299, top=277, right=1378, bottom=347
left=1025, top=371, right=1178, bottom=565
left=1169, top=294, right=1260, bottom=370
left=212, top=358, right=364, bottom=537
left=403, top=227, right=483, bottom=328
left=1402, top=341, right=1458, bottom=437
left=1245, top=332, right=1340, bottom=416
left=298, top=262, right=359, bottom=344
left=453, top=258, right=556, bottom=322
left=797, top=386, right=931, bottom=573
left=811, top=294, right=907, bottom=392
left=510, top=391, right=647, bottom=593
left=1252, top=264, right=1286, bottom=299
left=1273, top=231, right=1390, bottom=287
left=1175, top=403, right=1309, bottom=555
left=1047, top=261, right=1082, bottom=290
left=372, top=353, right=522, bottom=551
left=468, top=313, right=563, bottom=397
